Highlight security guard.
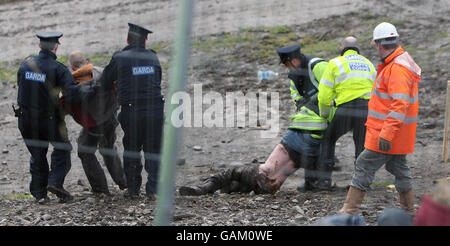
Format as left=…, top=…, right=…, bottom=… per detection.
left=100, top=23, right=164, bottom=200
left=178, top=44, right=330, bottom=196
left=16, top=31, right=94, bottom=203
left=278, top=44, right=330, bottom=191
left=316, top=37, right=376, bottom=190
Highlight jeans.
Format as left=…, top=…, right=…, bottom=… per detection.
left=378, top=208, right=413, bottom=226
left=281, top=129, right=321, bottom=157
left=313, top=214, right=366, bottom=226
left=281, top=129, right=321, bottom=182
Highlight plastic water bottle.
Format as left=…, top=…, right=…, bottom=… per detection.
left=257, top=70, right=279, bottom=82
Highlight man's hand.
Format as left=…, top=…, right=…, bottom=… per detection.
left=378, top=137, right=392, bottom=152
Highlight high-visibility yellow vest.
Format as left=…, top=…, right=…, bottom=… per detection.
left=290, top=57, right=328, bottom=106
left=288, top=58, right=330, bottom=137
left=318, top=50, right=376, bottom=118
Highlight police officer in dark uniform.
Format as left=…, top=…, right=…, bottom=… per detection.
left=16, top=32, right=95, bottom=203
left=276, top=44, right=329, bottom=192
left=100, top=23, right=164, bottom=200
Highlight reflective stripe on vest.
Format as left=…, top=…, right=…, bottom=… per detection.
left=320, top=78, right=334, bottom=88
left=290, top=106, right=328, bottom=130
left=290, top=121, right=328, bottom=129
left=308, top=57, right=322, bottom=88
left=335, top=72, right=375, bottom=84
left=373, top=61, right=419, bottom=104
left=368, top=109, right=418, bottom=124
left=290, top=80, right=302, bottom=101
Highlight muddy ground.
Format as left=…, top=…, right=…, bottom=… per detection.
left=0, top=0, right=449, bottom=226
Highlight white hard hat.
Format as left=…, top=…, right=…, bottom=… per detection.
left=373, top=22, right=399, bottom=42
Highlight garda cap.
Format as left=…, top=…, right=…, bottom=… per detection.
left=36, top=31, right=63, bottom=44
left=128, top=23, right=153, bottom=40
left=277, top=44, right=301, bottom=64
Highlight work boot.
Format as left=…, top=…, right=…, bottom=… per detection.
left=399, top=190, right=415, bottom=216
left=179, top=180, right=219, bottom=196
left=47, top=185, right=74, bottom=203
left=179, top=166, right=260, bottom=196
left=338, top=186, right=366, bottom=215
left=34, top=196, right=50, bottom=205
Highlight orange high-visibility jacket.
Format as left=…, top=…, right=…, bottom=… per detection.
left=365, top=46, right=421, bottom=154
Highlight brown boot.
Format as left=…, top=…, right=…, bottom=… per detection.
left=338, top=186, right=366, bottom=215
left=399, top=190, right=415, bottom=216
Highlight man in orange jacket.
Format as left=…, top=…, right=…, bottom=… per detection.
left=67, top=51, right=127, bottom=195
left=338, top=22, right=421, bottom=215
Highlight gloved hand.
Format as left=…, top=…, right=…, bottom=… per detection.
left=378, top=137, right=392, bottom=152
left=295, top=97, right=307, bottom=110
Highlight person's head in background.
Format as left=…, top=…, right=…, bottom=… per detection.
left=68, top=51, right=89, bottom=72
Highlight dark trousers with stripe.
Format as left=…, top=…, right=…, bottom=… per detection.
left=317, top=98, right=369, bottom=184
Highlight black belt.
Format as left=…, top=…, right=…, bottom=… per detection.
left=338, top=98, right=369, bottom=107
left=121, top=101, right=164, bottom=108
left=292, top=128, right=324, bottom=136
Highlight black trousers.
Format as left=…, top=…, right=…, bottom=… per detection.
left=317, top=98, right=369, bottom=182
left=77, top=116, right=126, bottom=193
left=118, top=103, right=164, bottom=195
left=18, top=111, right=72, bottom=200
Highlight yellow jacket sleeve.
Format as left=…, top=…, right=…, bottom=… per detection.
left=318, top=60, right=337, bottom=118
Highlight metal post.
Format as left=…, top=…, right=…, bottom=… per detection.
left=155, top=0, right=194, bottom=226
left=442, top=80, right=450, bottom=162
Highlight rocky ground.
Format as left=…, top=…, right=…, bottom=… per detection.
left=0, top=0, right=449, bottom=226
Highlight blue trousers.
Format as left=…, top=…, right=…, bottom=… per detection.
left=18, top=111, right=72, bottom=200
left=118, top=104, right=164, bottom=195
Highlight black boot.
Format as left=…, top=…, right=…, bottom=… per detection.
left=179, top=180, right=220, bottom=196
left=47, top=185, right=74, bottom=203
left=179, top=166, right=260, bottom=196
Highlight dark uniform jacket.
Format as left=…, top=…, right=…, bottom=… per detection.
left=100, top=45, right=163, bottom=106
left=17, top=49, right=90, bottom=117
